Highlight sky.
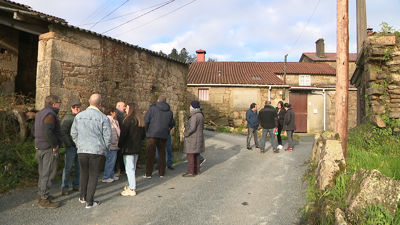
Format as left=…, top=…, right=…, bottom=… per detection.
left=10, top=0, right=400, bottom=62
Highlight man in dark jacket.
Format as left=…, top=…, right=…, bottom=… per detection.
left=258, top=101, right=279, bottom=153
left=246, top=103, right=259, bottom=150
left=144, top=95, right=175, bottom=178
left=34, top=95, right=62, bottom=209
left=60, top=100, right=82, bottom=196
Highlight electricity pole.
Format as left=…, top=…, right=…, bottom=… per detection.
left=335, top=0, right=349, bottom=158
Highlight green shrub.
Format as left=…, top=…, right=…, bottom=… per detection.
left=217, top=126, right=231, bottom=133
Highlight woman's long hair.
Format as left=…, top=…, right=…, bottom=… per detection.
left=124, top=102, right=145, bottom=127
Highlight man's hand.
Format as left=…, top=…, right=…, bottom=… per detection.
left=53, top=145, right=59, bottom=151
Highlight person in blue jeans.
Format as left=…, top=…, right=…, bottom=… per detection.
left=102, top=107, right=121, bottom=183
left=258, top=100, right=279, bottom=153
left=61, top=100, right=82, bottom=196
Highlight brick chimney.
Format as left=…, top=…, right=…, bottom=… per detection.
left=196, top=49, right=206, bottom=62
left=316, top=38, right=325, bottom=58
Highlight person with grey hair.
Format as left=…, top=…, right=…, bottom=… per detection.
left=34, top=95, right=62, bottom=209
left=258, top=100, right=279, bottom=153
left=71, top=94, right=112, bottom=209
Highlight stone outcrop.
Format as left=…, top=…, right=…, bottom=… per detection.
left=312, top=131, right=345, bottom=190
left=334, top=208, right=347, bottom=225
left=346, top=169, right=400, bottom=215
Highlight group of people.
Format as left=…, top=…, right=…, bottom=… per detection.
left=246, top=100, right=296, bottom=153
left=34, top=94, right=205, bottom=209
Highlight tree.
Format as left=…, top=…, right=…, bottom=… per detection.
left=207, top=57, right=218, bottom=62
left=166, top=47, right=197, bottom=63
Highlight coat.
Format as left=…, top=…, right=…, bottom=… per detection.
left=107, top=115, right=120, bottom=150
left=144, top=101, right=175, bottom=139
left=118, top=117, right=146, bottom=155
left=283, top=108, right=296, bottom=131
left=61, top=110, right=76, bottom=148
left=258, top=105, right=278, bottom=129
left=276, top=107, right=286, bottom=126
left=246, top=108, right=259, bottom=129
left=183, top=109, right=205, bottom=154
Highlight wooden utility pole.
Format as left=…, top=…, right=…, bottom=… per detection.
left=335, top=0, right=349, bottom=158
left=283, top=54, right=288, bottom=100
left=356, top=0, right=367, bottom=53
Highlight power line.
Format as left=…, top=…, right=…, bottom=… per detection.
left=90, top=0, right=130, bottom=29
left=80, top=0, right=115, bottom=25
left=101, top=0, right=175, bottom=35
left=286, top=0, right=322, bottom=56
left=114, top=0, right=196, bottom=37
left=78, top=1, right=171, bottom=26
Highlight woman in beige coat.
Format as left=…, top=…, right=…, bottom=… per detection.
left=182, top=101, right=205, bottom=177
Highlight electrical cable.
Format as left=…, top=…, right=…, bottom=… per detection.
left=80, top=0, right=114, bottom=25
left=101, top=0, right=175, bottom=34
left=286, top=0, right=322, bottom=56
left=90, top=0, right=130, bottom=29
left=113, top=0, right=196, bottom=37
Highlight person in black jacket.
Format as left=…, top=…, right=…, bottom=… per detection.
left=118, top=102, right=146, bottom=196
left=283, top=103, right=296, bottom=151
left=276, top=101, right=286, bottom=150
left=258, top=101, right=279, bottom=153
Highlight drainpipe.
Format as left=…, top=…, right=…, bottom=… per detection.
left=311, top=89, right=326, bottom=131
left=268, top=86, right=272, bottom=101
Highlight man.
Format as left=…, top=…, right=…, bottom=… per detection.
left=258, top=101, right=279, bottom=154
left=156, top=133, right=174, bottom=170
left=60, top=100, right=82, bottom=196
left=34, top=95, right=62, bottom=209
left=144, top=95, right=175, bottom=178
left=115, top=102, right=127, bottom=173
left=71, top=94, right=112, bottom=208
left=246, top=103, right=259, bottom=150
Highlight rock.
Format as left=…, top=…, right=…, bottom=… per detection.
left=369, top=115, right=386, bottom=128
left=334, top=208, right=347, bottom=225
left=311, top=133, right=321, bottom=160
left=214, top=117, right=229, bottom=126
left=346, top=169, right=400, bottom=215
left=321, top=130, right=340, bottom=141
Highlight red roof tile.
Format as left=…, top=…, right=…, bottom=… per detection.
left=188, top=62, right=336, bottom=85
left=301, top=52, right=357, bottom=62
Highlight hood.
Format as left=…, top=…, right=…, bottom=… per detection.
left=154, top=101, right=171, bottom=111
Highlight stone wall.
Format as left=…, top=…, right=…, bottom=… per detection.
left=187, top=86, right=287, bottom=127
left=286, top=74, right=336, bottom=86
left=325, top=90, right=358, bottom=131
left=355, top=34, right=400, bottom=126
left=0, top=25, right=19, bottom=93
left=36, top=24, right=188, bottom=118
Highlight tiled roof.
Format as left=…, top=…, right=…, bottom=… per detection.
left=188, top=62, right=336, bottom=85
left=0, top=0, right=187, bottom=65
left=301, top=52, right=357, bottom=62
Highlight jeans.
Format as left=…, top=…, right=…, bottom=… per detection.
left=123, top=155, right=138, bottom=190
left=79, top=153, right=104, bottom=204
left=261, top=128, right=278, bottom=151
left=287, top=130, right=294, bottom=148
left=146, top=138, right=167, bottom=176
left=61, top=146, right=80, bottom=189
left=37, top=148, right=58, bottom=199
left=156, top=134, right=173, bottom=167
left=103, top=150, right=118, bottom=179
left=247, top=127, right=259, bottom=148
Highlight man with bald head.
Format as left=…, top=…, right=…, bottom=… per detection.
left=71, top=94, right=112, bottom=209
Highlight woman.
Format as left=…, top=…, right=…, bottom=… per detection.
left=276, top=101, right=286, bottom=150
left=182, top=101, right=205, bottom=177
left=283, top=103, right=296, bottom=151
left=102, top=107, right=120, bottom=183
left=118, top=102, right=146, bottom=196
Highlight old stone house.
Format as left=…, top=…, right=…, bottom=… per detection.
left=351, top=34, right=400, bottom=127
left=0, top=0, right=188, bottom=118
left=187, top=50, right=355, bottom=133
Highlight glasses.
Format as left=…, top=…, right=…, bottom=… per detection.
left=72, top=106, right=81, bottom=109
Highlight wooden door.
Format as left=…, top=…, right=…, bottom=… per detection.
left=289, top=92, right=307, bottom=133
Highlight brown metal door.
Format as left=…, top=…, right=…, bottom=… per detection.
left=289, top=92, right=307, bottom=133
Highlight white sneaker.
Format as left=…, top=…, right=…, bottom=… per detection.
left=278, top=145, right=283, bottom=150
left=86, top=201, right=100, bottom=208
left=101, top=178, right=114, bottom=183
left=112, top=176, right=120, bottom=181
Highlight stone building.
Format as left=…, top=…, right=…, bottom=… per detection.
left=0, top=0, right=188, bottom=118
left=187, top=50, right=354, bottom=133
left=351, top=34, right=400, bottom=127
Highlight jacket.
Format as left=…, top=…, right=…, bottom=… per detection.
left=34, top=106, right=62, bottom=150
left=108, top=115, right=120, bottom=150
left=144, top=101, right=175, bottom=139
left=118, top=117, right=146, bottom=155
left=71, top=106, right=112, bottom=156
left=61, top=110, right=77, bottom=148
left=283, top=108, right=296, bottom=131
left=183, top=109, right=205, bottom=154
left=277, top=107, right=286, bottom=126
left=115, top=109, right=124, bottom=127
left=258, top=105, right=278, bottom=129
left=246, top=108, right=259, bottom=129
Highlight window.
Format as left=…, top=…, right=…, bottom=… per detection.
left=299, top=75, right=311, bottom=86
left=198, top=89, right=209, bottom=101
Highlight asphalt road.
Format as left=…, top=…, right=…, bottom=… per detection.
left=0, top=130, right=313, bottom=225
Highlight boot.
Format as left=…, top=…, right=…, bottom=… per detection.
left=37, top=195, right=55, bottom=203
left=39, top=198, right=60, bottom=209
